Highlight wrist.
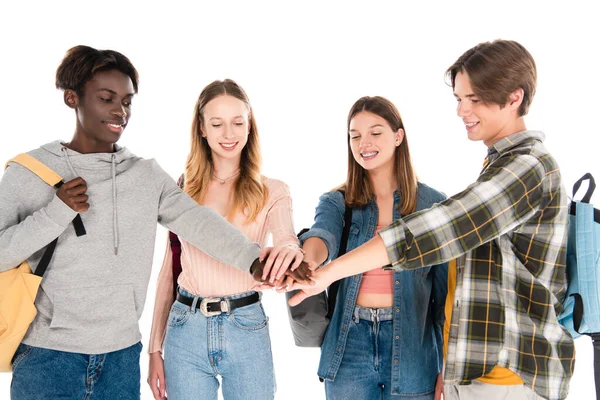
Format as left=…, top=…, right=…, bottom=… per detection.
left=250, top=258, right=264, bottom=280
left=321, top=263, right=340, bottom=284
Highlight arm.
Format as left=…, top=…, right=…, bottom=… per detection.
left=380, top=154, right=547, bottom=270
left=0, top=164, right=78, bottom=271
left=289, top=154, right=547, bottom=304
left=147, top=234, right=174, bottom=399
left=154, top=163, right=260, bottom=272
left=260, top=183, right=304, bottom=281
left=299, top=191, right=346, bottom=265
left=148, top=233, right=175, bottom=354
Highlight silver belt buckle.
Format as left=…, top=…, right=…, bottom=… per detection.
left=199, top=297, right=228, bottom=317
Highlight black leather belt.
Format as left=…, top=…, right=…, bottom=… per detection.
left=176, top=292, right=260, bottom=317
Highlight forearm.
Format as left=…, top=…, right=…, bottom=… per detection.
left=320, top=235, right=389, bottom=281
left=302, top=237, right=328, bottom=266
left=0, top=194, right=76, bottom=271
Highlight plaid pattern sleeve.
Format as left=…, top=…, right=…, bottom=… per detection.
left=379, top=131, right=574, bottom=400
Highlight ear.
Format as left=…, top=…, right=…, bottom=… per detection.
left=507, top=88, right=524, bottom=112
left=395, top=128, right=405, bottom=147
left=63, top=90, right=78, bottom=109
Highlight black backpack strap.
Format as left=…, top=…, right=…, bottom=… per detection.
left=34, top=181, right=87, bottom=278
left=327, top=190, right=352, bottom=319
left=591, top=333, right=600, bottom=400
left=572, top=173, right=595, bottom=204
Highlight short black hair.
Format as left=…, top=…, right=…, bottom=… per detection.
left=55, top=45, right=139, bottom=96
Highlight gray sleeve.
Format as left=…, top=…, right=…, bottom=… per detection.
left=0, top=164, right=78, bottom=272
left=154, top=164, right=260, bottom=272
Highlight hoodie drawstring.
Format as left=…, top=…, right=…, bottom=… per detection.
left=61, top=147, right=119, bottom=256
left=61, top=147, right=79, bottom=178
left=111, top=154, right=119, bottom=255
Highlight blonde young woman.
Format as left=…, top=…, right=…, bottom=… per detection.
left=147, top=80, right=304, bottom=400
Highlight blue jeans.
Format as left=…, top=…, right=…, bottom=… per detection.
left=163, top=288, right=275, bottom=400
left=11, top=341, right=142, bottom=400
left=325, top=306, right=435, bottom=400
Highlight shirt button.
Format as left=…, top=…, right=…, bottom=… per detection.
left=394, top=359, right=399, bottom=363
left=395, top=309, right=400, bottom=313
left=395, top=280, right=399, bottom=285
left=337, top=347, right=342, bottom=353
left=395, top=335, right=399, bottom=340
left=355, top=276, right=359, bottom=281
left=343, top=325, right=347, bottom=331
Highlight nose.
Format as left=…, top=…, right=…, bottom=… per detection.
left=110, top=104, right=128, bottom=119
left=222, top=124, right=234, bottom=139
left=457, top=100, right=470, bottom=118
left=359, top=136, right=373, bottom=150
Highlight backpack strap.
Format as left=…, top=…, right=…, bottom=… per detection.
left=6, top=153, right=63, bottom=187
left=327, top=190, right=353, bottom=319
left=170, top=174, right=185, bottom=299
left=572, top=173, right=596, bottom=204
left=5, top=153, right=86, bottom=277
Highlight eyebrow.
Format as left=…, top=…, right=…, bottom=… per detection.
left=96, top=88, right=134, bottom=97
left=454, top=93, right=477, bottom=98
left=349, top=124, right=385, bottom=133
left=208, top=116, right=245, bottom=120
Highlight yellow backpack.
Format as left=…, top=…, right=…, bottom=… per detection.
left=0, top=154, right=85, bottom=372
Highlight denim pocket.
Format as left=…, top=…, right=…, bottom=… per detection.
left=167, top=301, right=190, bottom=327
left=229, top=303, right=268, bottom=331
left=11, top=343, right=34, bottom=370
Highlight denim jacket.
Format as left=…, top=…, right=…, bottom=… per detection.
left=300, top=183, right=448, bottom=396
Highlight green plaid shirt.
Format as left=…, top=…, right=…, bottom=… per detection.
left=379, top=131, right=574, bottom=400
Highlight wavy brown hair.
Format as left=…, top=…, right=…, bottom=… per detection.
left=340, top=96, right=418, bottom=216
left=184, top=79, right=267, bottom=223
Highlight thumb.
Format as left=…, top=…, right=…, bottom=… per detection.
left=288, top=290, right=309, bottom=307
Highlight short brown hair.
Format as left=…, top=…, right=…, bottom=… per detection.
left=446, top=40, right=537, bottom=116
left=56, top=45, right=139, bottom=96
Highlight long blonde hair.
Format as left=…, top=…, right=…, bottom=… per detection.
left=340, top=96, right=418, bottom=216
left=184, top=79, right=267, bottom=222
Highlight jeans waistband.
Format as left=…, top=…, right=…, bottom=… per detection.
left=353, top=305, right=393, bottom=322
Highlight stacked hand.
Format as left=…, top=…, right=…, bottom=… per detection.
left=252, top=246, right=337, bottom=308
left=251, top=246, right=314, bottom=291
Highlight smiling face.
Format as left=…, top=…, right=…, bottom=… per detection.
left=349, top=111, right=403, bottom=174
left=201, top=94, right=250, bottom=163
left=67, top=69, right=134, bottom=153
left=453, top=71, right=524, bottom=146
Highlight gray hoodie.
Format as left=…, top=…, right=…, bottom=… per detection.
left=0, top=140, right=261, bottom=354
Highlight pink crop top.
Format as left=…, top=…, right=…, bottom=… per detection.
left=358, top=225, right=393, bottom=294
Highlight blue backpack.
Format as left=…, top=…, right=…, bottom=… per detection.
left=557, top=173, right=600, bottom=398
left=559, top=173, right=600, bottom=337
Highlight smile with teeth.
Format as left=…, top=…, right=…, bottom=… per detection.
left=361, top=151, right=379, bottom=159
left=104, top=121, right=125, bottom=133
left=220, top=142, right=238, bottom=149
left=465, top=122, right=479, bottom=127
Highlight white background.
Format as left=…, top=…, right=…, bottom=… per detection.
left=1, top=1, right=598, bottom=399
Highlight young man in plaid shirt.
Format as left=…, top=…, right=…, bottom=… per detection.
left=289, top=40, right=575, bottom=400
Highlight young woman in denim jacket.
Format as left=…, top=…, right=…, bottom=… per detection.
left=147, top=80, right=306, bottom=400
left=299, top=96, right=448, bottom=400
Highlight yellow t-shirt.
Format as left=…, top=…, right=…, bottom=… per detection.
left=443, top=259, right=524, bottom=385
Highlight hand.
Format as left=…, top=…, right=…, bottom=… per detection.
left=434, top=371, right=444, bottom=400
left=56, top=177, right=89, bottom=212
left=252, top=260, right=314, bottom=291
left=147, top=352, right=167, bottom=400
left=260, top=245, right=304, bottom=283
left=287, top=264, right=335, bottom=306
left=277, top=260, right=319, bottom=293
